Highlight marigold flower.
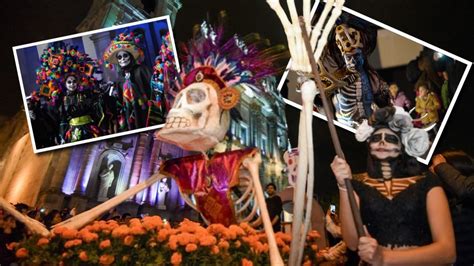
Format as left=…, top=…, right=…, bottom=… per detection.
left=37, top=238, right=49, bottom=246
left=199, top=235, right=217, bottom=247
left=171, top=252, right=182, bottom=265
left=229, top=224, right=245, bottom=237
left=99, top=254, right=115, bottom=265
left=61, top=228, right=78, bottom=239
left=52, top=226, right=66, bottom=235
left=302, top=259, right=312, bottom=266
left=282, top=245, right=290, bottom=254
left=130, top=225, right=146, bottom=235
left=311, top=244, right=318, bottom=251
left=169, top=235, right=178, bottom=250
left=142, top=216, right=163, bottom=230
left=218, top=240, right=230, bottom=250
left=234, top=240, right=241, bottom=248
left=157, top=228, right=170, bottom=242
left=82, top=232, right=99, bottom=243
left=211, top=245, right=219, bottom=255
left=79, top=251, right=88, bottom=261
left=15, top=248, right=28, bottom=258
left=241, top=258, right=253, bottom=266
left=124, top=235, right=134, bottom=246
left=111, top=225, right=130, bottom=238
left=64, top=239, right=82, bottom=248
left=307, top=230, right=320, bottom=239
left=185, top=243, right=198, bottom=252
left=129, top=218, right=141, bottom=227
left=99, top=239, right=111, bottom=249
left=6, top=242, right=19, bottom=251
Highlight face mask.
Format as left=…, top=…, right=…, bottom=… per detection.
left=116, top=51, right=132, bottom=68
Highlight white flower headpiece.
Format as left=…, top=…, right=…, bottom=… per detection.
left=355, top=106, right=430, bottom=157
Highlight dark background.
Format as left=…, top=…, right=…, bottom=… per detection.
left=1, top=0, right=473, bottom=202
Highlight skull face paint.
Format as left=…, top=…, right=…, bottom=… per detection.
left=369, top=128, right=402, bottom=160
left=156, top=82, right=230, bottom=152
left=65, top=75, right=78, bottom=92
left=116, top=50, right=132, bottom=68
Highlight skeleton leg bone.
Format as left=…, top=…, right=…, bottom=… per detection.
left=54, top=172, right=166, bottom=230
left=243, top=152, right=284, bottom=266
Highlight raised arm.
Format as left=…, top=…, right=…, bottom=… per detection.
left=432, top=154, right=474, bottom=202
left=330, top=156, right=360, bottom=250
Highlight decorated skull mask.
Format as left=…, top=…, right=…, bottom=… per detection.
left=116, top=50, right=132, bottom=68
left=156, top=67, right=240, bottom=152
left=65, top=75, right=78, bottom=92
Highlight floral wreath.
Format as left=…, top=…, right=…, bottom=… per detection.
left=355, top=106, right=430, bottom=157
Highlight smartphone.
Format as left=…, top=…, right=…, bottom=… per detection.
left=330, top=204, right=336, bottom=214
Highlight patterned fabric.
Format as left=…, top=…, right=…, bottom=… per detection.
left=351, top=172, right=441, bottom=247
left=160, top=148, right=257, bottom=226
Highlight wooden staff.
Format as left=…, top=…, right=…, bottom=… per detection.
left=298, top=17, right=365, bottom=238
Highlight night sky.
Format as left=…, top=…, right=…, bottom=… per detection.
left=1, top=0, right=473, bottom=201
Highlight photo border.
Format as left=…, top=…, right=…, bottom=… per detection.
left=12, top=15, right=180, bottom=154
left=276, top=3, right=473, bottom=165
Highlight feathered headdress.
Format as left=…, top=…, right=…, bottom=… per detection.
left=170, top=20, right=289, bottom=109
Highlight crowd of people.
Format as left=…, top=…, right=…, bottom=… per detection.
left=29, top=30, right=174, bottom=148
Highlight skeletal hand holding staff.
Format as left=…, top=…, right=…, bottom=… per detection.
left=266, top=0, right=344, bottom=265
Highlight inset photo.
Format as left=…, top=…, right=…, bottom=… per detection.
left=279, top=3, right=472, bottom=164
left=13, top=16, right=179, bottom=153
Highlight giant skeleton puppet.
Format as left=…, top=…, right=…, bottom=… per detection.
left=1, top=20, right=287, bottom=265
left=266, top=0, right=345, bottom=265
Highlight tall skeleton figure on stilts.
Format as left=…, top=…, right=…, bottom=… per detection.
left=267, top=0, right=344, bottom=265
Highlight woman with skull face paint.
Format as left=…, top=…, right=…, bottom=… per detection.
left=330, top=106, right=455, bottom=265
left=103, top=32, right=152, bottom=131
left=58, top=73, right=101, bottom=143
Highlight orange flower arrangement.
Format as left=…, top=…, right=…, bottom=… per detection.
left=12, top=216, right=325, bottom=265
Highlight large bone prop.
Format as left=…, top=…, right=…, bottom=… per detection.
left=267, top=0, right=344, bottom=265
left=242, top=152, right=284, bottom=266
left=0, top=197, right=50, bottom=236
left=53, top=172, right=166, bottom=230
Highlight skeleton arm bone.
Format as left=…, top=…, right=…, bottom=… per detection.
left=0, top=197, right=49, bottom=237
left=243, top=153, right=284, bottom=266
left=54, top=172, right=166, bottom=230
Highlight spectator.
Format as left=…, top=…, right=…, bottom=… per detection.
left=430, top=150, right=474, bottom=265
left=414, top=83, right=441, bottom=126
left=43, top=209, right=62, bottom=229
left=388, top=83, right=411, bottom=111
left=265, top=183, right=283, bottom=232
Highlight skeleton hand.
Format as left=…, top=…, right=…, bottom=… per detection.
left=330, top=155, right=352, bottom=188
left=267, top=0, right=344, bottom=72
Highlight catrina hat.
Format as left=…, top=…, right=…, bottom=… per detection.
left=103, top=31, right=145, bottom=68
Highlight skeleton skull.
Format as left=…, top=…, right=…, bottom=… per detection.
left=156, top=82, right=230, bottom=152
left=116, top=50, right=132, bottom=68
left=65, top=75, right=78, bottom=92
